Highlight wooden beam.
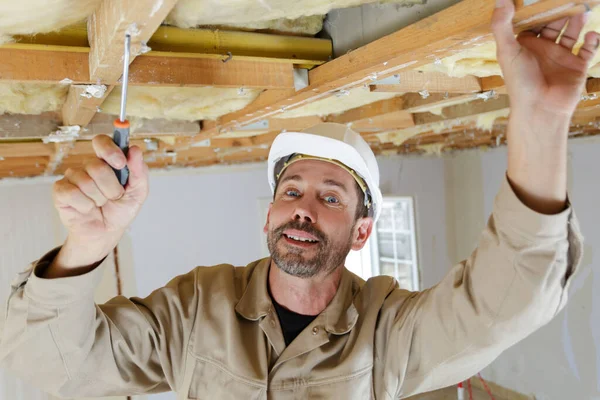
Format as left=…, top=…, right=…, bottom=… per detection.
left=0, top=156, right=48, bottom=179
left=402, top=92, right=478, bottom=113
left=88, top=0, right=179, bottom=83
left=480, top=75, right=506, bottom=94
left=62, top=85, right=115, bottom=127
left=0, top=142, right=54, bottom=158
left=369, top=71, right=482, bottom=94
left=326, top=97, right=405, bottom=125
left=350, top=111, right=414, bottom=132
left=83, top=114, right=201, bottom=138
left=189, top=0, right=591, bottom=147
left=375, top=96, right=510, bottom=145
left=0, top=113, right=61, bottom=139
left=0, top=112, right=200, bottom=140
left=412, top=95, right=510, bottom=125
left=0, top=48, right=295, bottom=89
left=127, top=56, right=294, bottom=89
left=211, top=131, right=280, bottom=148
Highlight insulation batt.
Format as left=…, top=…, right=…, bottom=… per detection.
left=0, top=0, right=101, bottom=45
left=101, top=86, right=262, bottom=121
left=274, top=85, right=401, bottom=119
left=192, top=15, right=325, bottom=36
left=0, top=0, right=423, bottom=41
left=0, top=83, right=68, bottom=114
left=419, top=5, right=600, bottom=78
left=166, top=0, right=423, bottom=31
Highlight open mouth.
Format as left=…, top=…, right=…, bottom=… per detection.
left=282, top=232, right=320, bottom=247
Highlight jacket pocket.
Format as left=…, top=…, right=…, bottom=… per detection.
left=187, top=356, right=266, bottom=400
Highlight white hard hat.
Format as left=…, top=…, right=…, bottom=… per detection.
left=267, top=123, right=383, bottom=222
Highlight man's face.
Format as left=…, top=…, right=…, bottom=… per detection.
left=265, top=159, right=373, bottom=278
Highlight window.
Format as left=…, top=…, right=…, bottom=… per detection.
left=346, top=197, right=419, bottom=291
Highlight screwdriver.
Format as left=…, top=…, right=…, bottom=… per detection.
left=113, top=33, right=132, bottom=186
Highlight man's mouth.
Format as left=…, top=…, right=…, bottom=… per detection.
left=282, top=229, right=320, bottom=246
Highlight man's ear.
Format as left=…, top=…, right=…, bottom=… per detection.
left=351, top=217, right=374, bottom=251
left=263, top=203, right=273, bottom=234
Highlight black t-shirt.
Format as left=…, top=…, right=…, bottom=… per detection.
left=272, top=300, right=317, bottom=346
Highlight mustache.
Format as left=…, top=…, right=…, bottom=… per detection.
left=273, top=220, right=327, bottom=243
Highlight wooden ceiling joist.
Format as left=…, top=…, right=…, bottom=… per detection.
left=0, top=113, right=201, bottom=141
left=0, top=48, right=295, bottom=89
left=190, top=0, right=591, bottom=148
left=412, top=95, right=510, bottom=126
left=2, top=0, right=600, bottom=179
left=369, top=71, right=483, bottom=94
left=88, top=0, right=179, bottom=83
left=0, top=113, right=61, bottom=140
left=62, top=85, right=115, bottom=127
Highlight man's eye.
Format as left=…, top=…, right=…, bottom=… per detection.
left=324, top=196, right=339, bottom=204
left=285, top=190, right=300, bottom=197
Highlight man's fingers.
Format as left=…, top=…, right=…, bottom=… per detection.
left=84, top=159, right=125, bottom=201
left=516, top=30, right=538, bottom=41
left=53, top=178, right=97, bottom=214
left=92, top=134, right=128, bottom=170
left=578, top=30, right=600, bottom=63
left=491, top=0, right=520, bottom=62
left=539, top=17, right=568, bottom=42
left=558, top=13, right=589, bottom=50
left=125, top=145, right=149, bottom=192
left=64, top=168, right=108, bottom=208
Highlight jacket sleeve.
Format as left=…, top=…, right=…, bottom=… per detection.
left=0, top=247, right=199, bottom=398
left=392, top=174, right=583, bottom=398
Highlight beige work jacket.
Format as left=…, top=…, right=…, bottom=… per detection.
left=0, top=176, right=583, bottom=399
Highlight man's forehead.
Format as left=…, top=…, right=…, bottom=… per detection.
left=279, top=159, right=355, bottom=185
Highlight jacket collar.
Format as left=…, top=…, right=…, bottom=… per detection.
left=235, top=258, right=360, bottom=335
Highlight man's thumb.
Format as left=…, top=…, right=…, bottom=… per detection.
left=491, top=0, right=520, bottom=61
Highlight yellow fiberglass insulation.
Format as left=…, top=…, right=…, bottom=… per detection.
left=166, top=0, right=423, bottom=31
left=0, top=0, right=101, bottom=45
left=0, top=83, right=69, bottom=115
left=205, top=15, right=326, bottom=36
left=274, top=85, right=401, bottom=119
left=101, top=86, right=262, bottom=121
left=419, top=5, right=600, bottom=78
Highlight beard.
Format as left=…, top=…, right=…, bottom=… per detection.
left=267, top=219, right=354, bottom=278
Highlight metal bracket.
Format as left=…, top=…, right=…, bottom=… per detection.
left=236, top=119, right=270, bottom=131
left=293, top=69, right=309, bottom=91
left=370, top=74, right=401, bottom=85
left=191, top=139, right=212, bottom=147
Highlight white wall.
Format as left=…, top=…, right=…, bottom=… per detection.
left=443, top=137, right=600, bottom=400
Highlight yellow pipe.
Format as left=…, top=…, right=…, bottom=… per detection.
left=10, top=23, right=332, bottom=67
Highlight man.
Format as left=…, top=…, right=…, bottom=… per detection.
left=1, top=1, right=597, bottom=398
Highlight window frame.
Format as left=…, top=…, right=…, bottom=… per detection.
left=370, top=196, right=420, bottom=291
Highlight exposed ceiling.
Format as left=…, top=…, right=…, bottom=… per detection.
left=1, top=0, right=599, bottom=179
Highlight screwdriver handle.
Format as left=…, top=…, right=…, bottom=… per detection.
left=113, top=119, right=130, bottom=186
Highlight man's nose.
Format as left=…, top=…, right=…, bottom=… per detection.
left=293, top=198, right=316, bottom=224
